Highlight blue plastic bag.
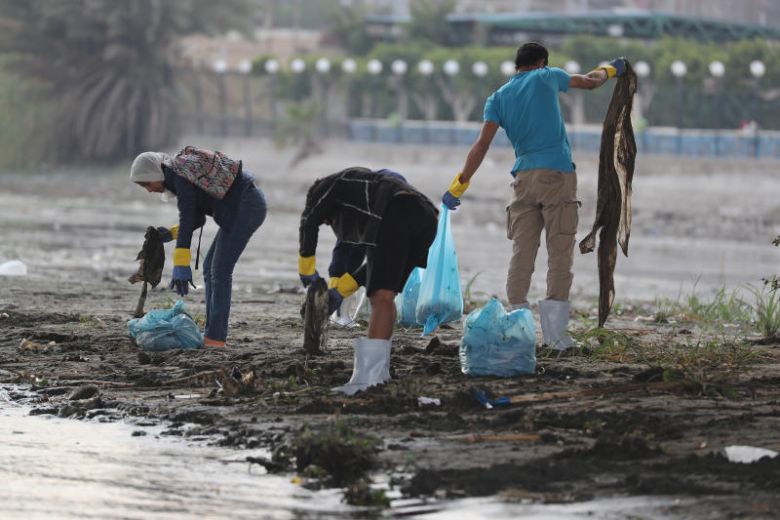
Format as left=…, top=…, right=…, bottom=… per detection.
left=460, top=298, right=536, bottom=377
left=415, top=204, right=463, bottom=335
left=127, top=300, right=204, bottom=352
left=395, top=267, right=424, bottom=327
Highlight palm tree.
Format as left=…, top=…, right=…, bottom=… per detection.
left=0, top=0, right=258, bottom=163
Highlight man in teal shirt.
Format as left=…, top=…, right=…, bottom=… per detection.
left=442, top=42, right=625, bottom=352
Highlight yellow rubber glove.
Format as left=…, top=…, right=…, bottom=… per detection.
left=331, top=273, right=359, bottom=298
left=596, top=64, right=617, bottom=78
left=447, top=172, right=470, bottom=198
left=443, top=172, right=469, bottom=210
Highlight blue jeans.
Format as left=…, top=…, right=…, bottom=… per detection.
left=203, top=185, right=267, bottom=341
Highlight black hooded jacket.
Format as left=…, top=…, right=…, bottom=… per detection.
left=298, top=167, right=437, bottom=257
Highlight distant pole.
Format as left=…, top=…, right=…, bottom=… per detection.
left=193, top=68, right=205, bottom=134
left=367, top=59, right=383, bottom=123
left=670, top=60, right=687, bottom=156
left=213, top=59, right=228, bottom=137
left=315, top=58, right=332, bottom=137
left=750, top=60, right=766, bottom=158
left=264, top=59, right=280, bottom=135
left=709, top=60, right=725, bottom=156
left=341, top=58, right=357, bottom=124
left=238, top=60, right=253, bottom=137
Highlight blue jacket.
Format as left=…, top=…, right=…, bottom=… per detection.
left=162, top=165, right=256, bottom=249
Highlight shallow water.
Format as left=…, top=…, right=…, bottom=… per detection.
left=0, top=395, right=356, bottom=520
left=0, top=391, right=690, bottom=520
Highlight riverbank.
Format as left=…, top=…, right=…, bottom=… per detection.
left=2, top=140, right=780, bottom=517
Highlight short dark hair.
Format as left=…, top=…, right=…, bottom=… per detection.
left=515, top=42, right=549, bottom=69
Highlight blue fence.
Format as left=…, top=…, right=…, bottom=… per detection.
left=348, top=119, right=780, bottom=160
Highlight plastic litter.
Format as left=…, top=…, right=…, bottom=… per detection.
left=417, top=396, right=441, bottom=407
left=415, top=205, right=463, bottom=335
left=395, top=267, right=425, bottom=327
left=724, top=445, right=778, bottom=464
left=0, top=260, right=27, bottom=276
left=460, top=298, right=537, bottom=377
left=127, top=300, right=203, bottom=352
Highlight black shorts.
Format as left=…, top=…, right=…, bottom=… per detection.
left=365, top=195, right=438, bottom=295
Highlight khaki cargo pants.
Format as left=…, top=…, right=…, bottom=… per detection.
left=506, top=168, right=579, bottom=306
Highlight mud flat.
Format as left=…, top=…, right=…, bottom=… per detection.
left=1, top=140, right=780, bottom=516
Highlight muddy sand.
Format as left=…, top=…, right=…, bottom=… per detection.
left=2, top=139, right=780, bottom=517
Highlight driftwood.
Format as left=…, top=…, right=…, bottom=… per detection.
left=128, top=226, right=165, bottom=318
left=302, top=277, right=329, bottom=355
left=580, top=61, right=638, bottom=327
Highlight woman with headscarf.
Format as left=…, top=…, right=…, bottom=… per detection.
left=129, top=148, right=267, bottom=348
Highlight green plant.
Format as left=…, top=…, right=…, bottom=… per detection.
left=652, top=297, right=678, bottom=323
left=0, top=0, right=256, bottom=163
left=293, top=421, right=381, bottom=486
left=462, top=271, right=483, bottom=314
left=572, top=327, right=636, bottom=362
left=748, top=284, right=780, bottom=338
left=645, top=336, right=761, bottom=394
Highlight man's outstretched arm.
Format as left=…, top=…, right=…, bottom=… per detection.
left=460, top=121, right=500, bottom=184
left=442, top=121, right=499, bottom=210
left=569, top=58, right=627, bottom=90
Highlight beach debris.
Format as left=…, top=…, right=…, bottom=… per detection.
left=18, top=338, right=55, bottom=353
left=0, top=259, right=27, bottom=276
left=128, top=226, right=165, bottom=318
left=302, top=277, right=329, bottom=355
left=68, top=384, right=99, bottom=401
left=470, top=381, right=680, bottom=409
left=417, top=396, right=441, bottom=407
left=579, top=61, right=637, bottom=327
left=217, top=366, right=258, bottom=397
left=724, top=445, right=778, bottom=464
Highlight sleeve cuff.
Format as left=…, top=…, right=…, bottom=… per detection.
left=173, top=248, right=191, bottom=267
left=298, top=255, right=316, bottom=276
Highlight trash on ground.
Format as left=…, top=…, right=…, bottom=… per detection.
left=724, top=445, right=779, bottom=464
left=460, top=298, right=536, bottom=377
left=127, top=300, right=203, bottom=351
left=173, top=394, right=202, bottom=399
left=417, top=396, right=441, bottom=407
left=68, top=384, right=99, bottom=401
left=18, top=339, right=55, bottom=353
left=416, top=205, right=463, bottom=335
left=0, top=260, right=27, bottom=276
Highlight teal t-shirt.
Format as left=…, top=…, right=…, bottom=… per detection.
left=484, top=66, right=573, bottom=175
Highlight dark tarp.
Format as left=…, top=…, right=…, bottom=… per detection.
left=579, top=62, right=638, bottom=327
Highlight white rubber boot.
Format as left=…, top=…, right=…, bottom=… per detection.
left=332, top=338, right=391, bottom=396
left=539, top=299, right=576, bottom=351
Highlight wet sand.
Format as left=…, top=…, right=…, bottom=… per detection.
left=1, top=139, right=780, bottom=517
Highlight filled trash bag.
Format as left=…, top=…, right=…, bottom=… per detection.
left=395, top=267, right=424, bottom=327
left=415, top=205, right=463, bottom=335
left=460, top=298, right=536, bottom=377
left=127, top=300, right=204, bottom=352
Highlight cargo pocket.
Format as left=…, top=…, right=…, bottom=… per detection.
left=559, top=200, right=580, bottom=235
